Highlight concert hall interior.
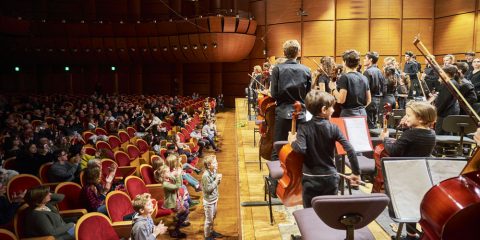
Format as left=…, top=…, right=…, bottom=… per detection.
left=1, top=0, right=480, bottom=240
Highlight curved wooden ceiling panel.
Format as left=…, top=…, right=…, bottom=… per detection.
left=2, top=16, right=257, bottom=63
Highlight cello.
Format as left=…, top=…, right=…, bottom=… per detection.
left=276, top=101, right=304, bottom=207
left=257, top=94, right=276, bottom=160
left=414, top=36, right=480, bottom=240
left=371, top=103, right=393, bottom=193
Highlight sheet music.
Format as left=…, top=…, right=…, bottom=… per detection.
left=383, top=159, right=431, bottom=221
left=427, top=160, right=467, bottom=185
left=343, top=117, right=372, bottom=152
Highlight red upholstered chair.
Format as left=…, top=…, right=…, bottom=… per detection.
left=126, top=144, right=146, bottom=168
left=126, top=127, right=136, bottom=138
left=14, top=204, right=55, bottom=240
left=95, top=141, right=112, bottom=151
left=82, top=131, right=94, bottom=142
left=0, top=229, right=17, bottom=240
left=114, top=151, right=132, bottom=167
left=117, top=130, right=131, bottom=149
left=38, top=162, right=53, bottom=183
left=139, top=164, right=156, bottom=185
left=105, top=191, right=134, bottom=238
left=118, top=130, right=130, bottom=143
left=75, top=213, right=119, bottom=240
left=101, top=158, right=135, bottom=181
left=54, top=182, right=87, bottom=218
left=135, top=139, right=151, bottom=160
left=108, top=135, right=122, bottom=151
left=83, top=146, right=97, bottom=156
left=124, top=176, right=172, bottom=218
left=3, top=158, right=15, bottom=169
left=7, top=174, right=42, bottom=202
left=94, top=127, right=108, bottom=136
left=150, top=155, right=163, bottom=166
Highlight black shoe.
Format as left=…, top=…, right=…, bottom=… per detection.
left=194, top=168, right=202, bottom=174
left=181, top=221, right=191, bottom=227
left=169, top=229, right=187, bottom=238
left=211, top=231, right=224, bottom=238
left=205, top=237, right=214, bottom=240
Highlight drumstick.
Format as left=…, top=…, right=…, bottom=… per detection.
left=337, top=173, right=367, bottom=186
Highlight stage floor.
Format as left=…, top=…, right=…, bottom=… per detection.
left=234, top=98, right=391, bottom=240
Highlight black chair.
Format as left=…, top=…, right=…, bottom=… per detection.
left=293, top=193, right=390, bottom=240
left=435, top=115, right=477, bottom=156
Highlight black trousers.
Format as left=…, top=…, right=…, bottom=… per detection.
left=302, top=174, right=340, bottom=208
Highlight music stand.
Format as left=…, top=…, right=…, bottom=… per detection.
left=381, top=157, right=467, bottom=240
left=331, top=116, right=374, bottom=195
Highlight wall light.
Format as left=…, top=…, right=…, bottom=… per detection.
left=192, top=45, right=198, bottom=50
left=212, top=43, right=217, bottom=48
left=183, top=45, right=188, bottom=50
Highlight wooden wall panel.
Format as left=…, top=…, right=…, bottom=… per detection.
left=476, top=13, right=480, bottom=52
left=403, top=0, right=433, bottom=19
left=266, top=0, right=301, bottom=24
left=250, top=26, right=266, bottom=59
left=302, top=0, right=335, bottom=21
left=266, top=23, right=301, bottom=57
left=303, top=21, right=335, bottom=56
left=370, top=19, right=401, bottom=55
left=336, top=20, right=369, bottom=55
left=336, top=0, right=369, bottom=19
left=435, top=0, right=475, bottom=18
left=371, top=0, right=401, bottom=19
left=250, top=0, right=265, bottom=25
left=434, top=13, right=475, bottom=55
left=402, top=19, right=433, bottom=55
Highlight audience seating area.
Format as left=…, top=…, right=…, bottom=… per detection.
left=0, top=93, right=222, bottom=239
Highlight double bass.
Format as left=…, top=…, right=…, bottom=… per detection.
left=371, top=103, right=393, bottom=193
left=414, top=36, right=480, bottom=240
left=276, top=102, right=304, bottom=207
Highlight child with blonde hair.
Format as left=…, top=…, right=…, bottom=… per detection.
left=160, top=155, right=189, bottom=238
left=202, top=155, right=223, bottom=240
left=131, top=193, right=167, bottom=240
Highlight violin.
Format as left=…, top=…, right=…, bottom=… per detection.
left=414, top=36, right=480, bottom=240
left=371, top=103, right=393, bottom=193
left=276, top=102, right=304, bottom=207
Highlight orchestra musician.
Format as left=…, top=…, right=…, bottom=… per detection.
left=288, top=90, right=360, bottom=208
left=269, top=39, right=311, bottom=194
left=404, top=51, right=421, bottom=98
left=379, top=101, right=437, bottom=240
left=432, top=65, right=460, bottom=134
left=329, top=49, right=371, bottom=117
left=363, top=51, right=386, bottom=128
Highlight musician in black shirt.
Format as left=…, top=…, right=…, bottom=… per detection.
left=404, top=51, right=421, bottom=97
left=289, top=90, right=360, bottom=208
left=453, top=62, right=477, bottom=113
left=423, top=60, right=439, bottom=92
left=329, top=49, right=371, bottom=117
left=464, top=52, right=475, bottom=80
left=363, top=51, right=385, bottom=128
left=432, top=65, right=460, bottom=134
left=270, top=39, right=311, bottom=160
left=471, top=58, right=480, bottom=95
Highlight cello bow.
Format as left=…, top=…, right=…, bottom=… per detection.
left=413, top=35, right=480, bottom=174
